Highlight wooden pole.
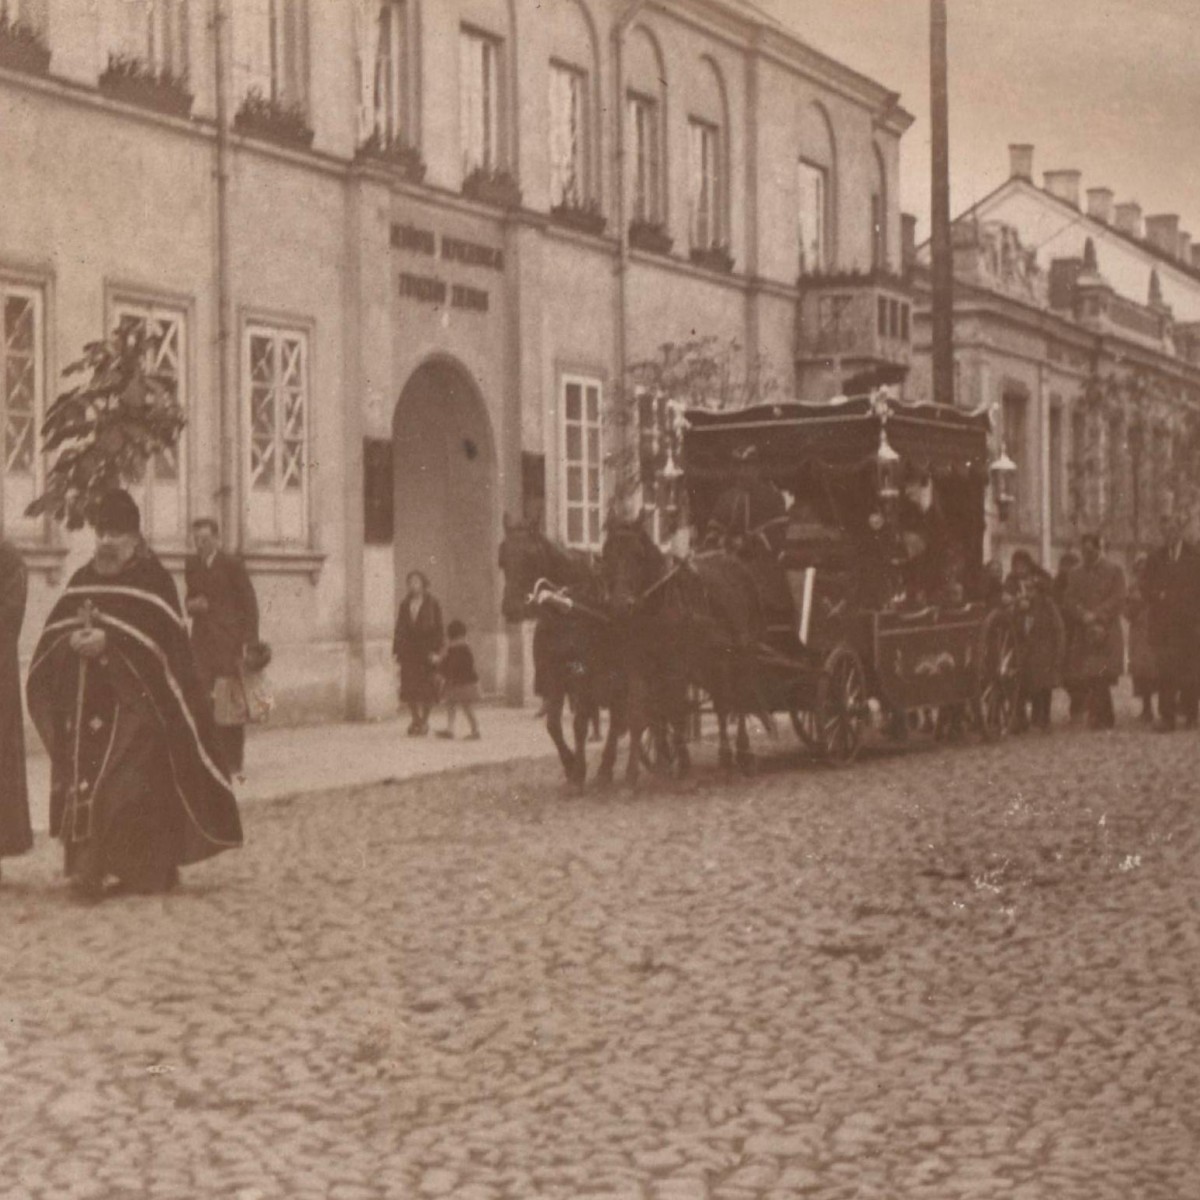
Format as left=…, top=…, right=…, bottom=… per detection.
left=930, top=0, right=954, bottom=407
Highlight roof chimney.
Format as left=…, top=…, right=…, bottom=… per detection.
left=1190, top=244, right=1200, bottom=271
left=1009, top=143, right=1034, bottom=181
left=1179, top=232, right=1192, bottom=264
left=1115, top=202, right=1143, bottom=238
left=1044, top=169, right=1082, bottom=209
left=1145, top=214, right=1180, bottom=255
left=1086, top=187, right=1114, bottom=225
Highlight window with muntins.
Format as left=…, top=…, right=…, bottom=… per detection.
left=549, top=61, right=587, bottom=208
left=0, top=0, right=46, bottom=33
left=238, top=0, right=308, bottom=109
left=460, top=26, right=501, bottom=174
left=688, top=118, right=721, bottom=250
left=798, top=160, right=828, bottom=274
left=115, top=301, right=188, bottom=545
left=629, top=92, right=661, bottom=224
left=373, top=0, right=407, bottom=144
left=561, top=376, right=602, bottom=550
left=247, top=325, right=309, bottom=545
left=2, top=282, right=42, bottom=532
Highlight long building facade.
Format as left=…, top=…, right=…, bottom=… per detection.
left=1, top=0, right=911, bottom=720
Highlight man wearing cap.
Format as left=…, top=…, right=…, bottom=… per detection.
left=0, top=531, right=33, bottom=878
left=26, top=489, right=242, bottom=898
left=185, top=517, right=260, bottom=775
left=1145, top=510, right=1200, bottom=732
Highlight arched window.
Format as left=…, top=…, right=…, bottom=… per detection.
left=544, top=0, right=601, bottom=211
left=871, top=143, right=888, bottom=270
left=799, top=102, right=837, bottom=275
left=626, top=24, right=668, bottom=227
left=457, top=0, right=517, bottom=179
left=688, top=57, right=730, bottom=252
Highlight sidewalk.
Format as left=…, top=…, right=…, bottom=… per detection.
left=24, top=703, right=555, bottom=833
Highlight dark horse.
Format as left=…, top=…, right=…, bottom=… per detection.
left=498, top=516, right=627, bottom=787
left=602, top=513, right=764, bottom=785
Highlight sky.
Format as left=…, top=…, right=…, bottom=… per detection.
left=756, top=0, right=1200, bottom=241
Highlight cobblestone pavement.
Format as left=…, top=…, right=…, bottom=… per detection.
left=1, top=718, right=1198, bottom=1199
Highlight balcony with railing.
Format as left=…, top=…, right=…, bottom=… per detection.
left=794, top=271, right=913, bottom=395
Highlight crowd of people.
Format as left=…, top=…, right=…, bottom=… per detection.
left=1002, top=512, right=1200, bottom=734
left=0, top=490, right=259, bottom=899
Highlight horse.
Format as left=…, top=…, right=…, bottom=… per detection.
left=601, top=513, right=765, bottom=785
left=497, top=516, right=627, bottom=788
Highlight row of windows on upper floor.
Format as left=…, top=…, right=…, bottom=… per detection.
left=1, top=274, right=312, bottom=551
left=1, top=0, right=893, bottom=275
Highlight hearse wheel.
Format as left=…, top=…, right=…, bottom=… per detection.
left=818, top=644, right=868, bottom=766
left=975, top=610, right=1020, bottom=740
left=637, top=722, right=676, bottom=775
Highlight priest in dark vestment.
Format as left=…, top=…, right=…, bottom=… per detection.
left=0, top=534, right=33, bottom=874
left=27, top=490, right=242, bottom=899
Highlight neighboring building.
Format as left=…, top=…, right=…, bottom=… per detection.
left=1, top=0, right=910, bottom=721
left=910, top=144, right=1200, bottom=570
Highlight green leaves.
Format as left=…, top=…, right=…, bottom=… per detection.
left=25, top=316, right=186, bottom=531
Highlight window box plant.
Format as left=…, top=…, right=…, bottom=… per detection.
left=628, top=218, right=673, bottom=256
left=689, top=243, right=736, bottom=274
left=99, top=53, right=193, bottom=119
left=549, top=197, right=607, bottom=238
left=234, top=88, right=314, bottom=150
left=462, top=165, right=522, bottom=209
left=355, top=131, right=427, bottom=184
left=0, top=13, right=51, bottom=76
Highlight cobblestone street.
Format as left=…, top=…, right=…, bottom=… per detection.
left=2, top=718, right=1198, bottom=1200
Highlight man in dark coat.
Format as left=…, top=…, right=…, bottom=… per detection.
left=0, top=533, right=33, bottom=876
left=393, top=570, right=444, bottom=735
left=27, top=490, right=242, bottom=899
left=1145, top=511, right=1200, bottom=732
left=185, top=518, right=260, bottom=774
left=1062, top=534, right=1125, bottom=731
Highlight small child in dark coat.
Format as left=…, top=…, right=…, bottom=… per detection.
left=437, top=620, right=481, bottom=740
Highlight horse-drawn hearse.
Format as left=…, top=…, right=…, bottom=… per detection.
left=499, top=388, right=1022, bottom=786
left=677, top=390, right=1021, bottom=764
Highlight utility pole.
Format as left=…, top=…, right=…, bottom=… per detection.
left=930, top=0, right=954, bottom=407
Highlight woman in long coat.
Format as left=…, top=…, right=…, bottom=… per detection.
left=1063, top=534, right=1126, bottom=730
left=1, top=536, right=33, bottom=873
left=392, top=571, right=444, bottom=735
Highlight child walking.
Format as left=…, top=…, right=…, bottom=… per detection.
left=437, top=620, right=481, bottom=740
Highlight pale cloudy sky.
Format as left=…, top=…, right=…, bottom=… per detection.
left=757, top=0, right=1200, bottom=241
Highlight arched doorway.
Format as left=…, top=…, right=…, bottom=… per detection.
left=393, top=359, right=498, bottom=687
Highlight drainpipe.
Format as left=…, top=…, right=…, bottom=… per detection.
left=613, top=1, right=650, bottom=475
left=212, top=0, right=237, bottom=545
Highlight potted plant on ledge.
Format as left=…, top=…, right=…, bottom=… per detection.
left=689, top=242, right=736, bottom=274
left=0, top=12, right=51, bottom=75
left=355, top=131, right=426, bottom=184
left=98, top=53, right=193, bottom=118
left=628, top=218, right=674, bottom=256
left=549, top=196, right=607, bottom=237
left=234, top=88, right=314, bottom=150
left=462, top=165, right=522, bottom=209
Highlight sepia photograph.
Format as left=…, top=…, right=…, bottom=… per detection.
left=1, top=0, right=1198, bottom=1196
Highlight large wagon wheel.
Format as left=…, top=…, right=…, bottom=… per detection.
left=817, top=644, right=869, bottom=766
left=975, top=610, right=1020, bottom=739
left=790, top=706, right=820, bottom=749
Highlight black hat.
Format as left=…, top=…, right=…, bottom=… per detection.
left=93, top=488, right=141, bottom=535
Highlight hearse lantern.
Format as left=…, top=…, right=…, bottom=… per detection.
left=990, top=445, right=1017, bottom=521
